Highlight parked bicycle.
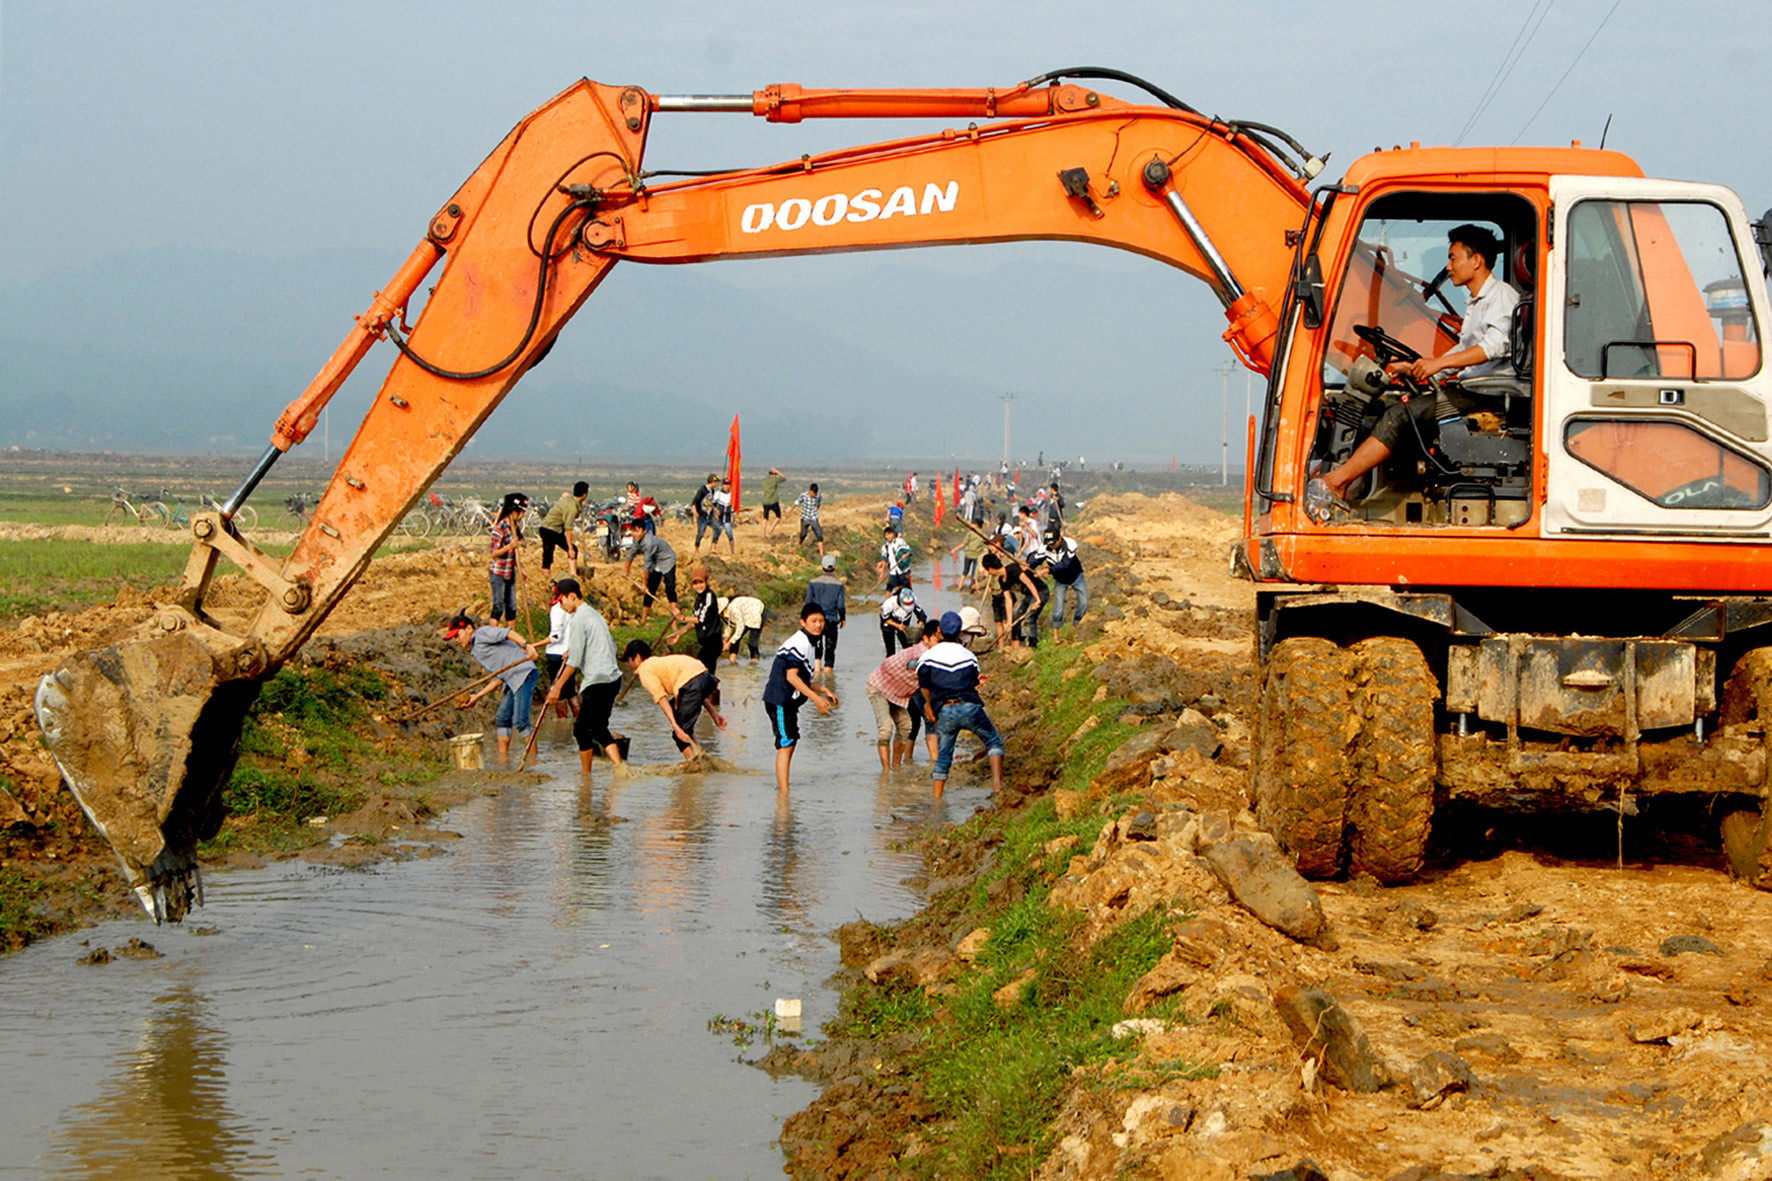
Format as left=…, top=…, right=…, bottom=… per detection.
left=279, top=493, right=315, bottom=533
left=104, top=487, right=169, bottom=528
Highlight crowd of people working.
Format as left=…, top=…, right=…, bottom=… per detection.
left=447, top=463, right=1089, bottom=799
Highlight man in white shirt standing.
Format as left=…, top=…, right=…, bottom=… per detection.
left=1310, top=224, right=1520, bottom=517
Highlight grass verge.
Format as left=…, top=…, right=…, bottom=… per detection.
left=201, top=664, right=444, bottom=858
left=819, top=637, right=1195, bottom=1177
left=0, top=538, right=189, bottom=620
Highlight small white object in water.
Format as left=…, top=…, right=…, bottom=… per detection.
left=774, top=997, right=802, bottom=1019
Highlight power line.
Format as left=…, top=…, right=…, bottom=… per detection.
left=1455, top=0, right=1558, bottom=146
left=1512, top=0, right=1624, bottom=144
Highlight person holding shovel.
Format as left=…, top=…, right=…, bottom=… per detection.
left=624, top=520, right=684, bottom=625
left=540, top=578, right=626, bottom=773
left=444, top=611, right=539, bottom=762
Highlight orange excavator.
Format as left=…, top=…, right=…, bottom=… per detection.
left=34, top=71, right=1772, bottom=921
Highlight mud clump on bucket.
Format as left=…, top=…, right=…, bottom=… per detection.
left=448, top=733, right=484, bottom=771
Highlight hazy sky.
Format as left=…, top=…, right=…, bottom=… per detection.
left=3, top=1, right=1769, bottom=462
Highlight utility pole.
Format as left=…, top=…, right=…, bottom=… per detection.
left=1000, top=392, right=1015, bottom=466
left=1215, top=361, right=1235, bottom=486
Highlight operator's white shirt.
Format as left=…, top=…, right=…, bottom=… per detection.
left=1457, top=272, right=1521, bottom=378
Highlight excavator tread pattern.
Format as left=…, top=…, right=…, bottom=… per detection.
left=1720, top=648, right=1772, bottom=890
left=1253, top=637, right=1360, bottom=878
left=1348, top=636, right=1438, bottom=885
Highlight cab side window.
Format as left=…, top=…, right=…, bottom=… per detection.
left=1565, top=200, right=1761, bottom=381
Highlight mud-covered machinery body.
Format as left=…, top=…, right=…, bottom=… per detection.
left=1238, top=146, right=1772, bottom=884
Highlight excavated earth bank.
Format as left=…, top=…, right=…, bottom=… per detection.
left=770, top=493, right=1772, bottom=1181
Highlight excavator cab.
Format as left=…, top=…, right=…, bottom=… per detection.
left=1311, top=190, right=1540, bottom=526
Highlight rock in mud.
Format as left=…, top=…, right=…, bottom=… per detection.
left=1273, top=985, right=1389, bottom=1092
left=1700, top=1119, right=1772, bottom=1179
left=78, top=946, right=112, bottom=965
left=0, top=784, right=28, bottom=829
left=1163, top=709, right=1222, bottom=761
left=954, top=928, right=989, bottom=962
left=1052, top=788, right=1084, bottom=819
left=1252, top=1162, right=1331, bottom=1181
left=1200, top=838, right=1337, bottom=950
left=1405, top=1051, right=1475, bottom=1110
left=1661, top=933, right=1724, bottom=957
left=1091, top=728, right=1167, bottom=794
left=993, top=966, right=1037, bottom=1010
left=1454, top=1032, right=1522, bottom=1063
left=838, top=920, right=892, bottom=967
left=863, top=949, right=951, bottom=990
left=115, top=936, right=162, bottom=959
left=1628, top=1007, right=1707, bottom=1044
left=1125, top=950, right=1202, bottom=1013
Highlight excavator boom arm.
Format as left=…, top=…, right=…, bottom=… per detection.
left=34, top=75, right=1311, bottom=920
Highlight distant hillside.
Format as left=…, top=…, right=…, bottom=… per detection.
left=0, top=245, right=1233, bottom=463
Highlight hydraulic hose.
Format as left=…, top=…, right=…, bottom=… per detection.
left=386, top=197, right=593, bottom=382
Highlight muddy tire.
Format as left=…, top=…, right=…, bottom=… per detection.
left=1720, top=649, right=1772, bottom=889
left=1347, top=637, right=1438, bottom=884
left=1253, top=637, right=1359, bottom=877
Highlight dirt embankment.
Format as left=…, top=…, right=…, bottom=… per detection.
left=773, top=493, right=1772, bottom=1181
left=0, top=498, right=890, bottom=948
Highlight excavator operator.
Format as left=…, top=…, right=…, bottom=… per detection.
left=1308, top=224, right=1520, bottom=522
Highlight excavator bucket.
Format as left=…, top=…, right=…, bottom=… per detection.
left=32, top=618, right=265, bottom=923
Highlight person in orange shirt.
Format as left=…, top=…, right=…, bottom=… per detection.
left=620, top=640, right=726, bottom=760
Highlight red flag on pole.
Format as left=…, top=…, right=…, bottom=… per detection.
left=954, top=468, right=961, bottom=503
left=726, top=415, right=742, bottom=511
left=934, top=474, right=946, bottom=528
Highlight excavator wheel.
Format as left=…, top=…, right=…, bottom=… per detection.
left=1253, top=637, right=1360, bottom=877
left=1719, top=648, right=1772, bottom=889
left=1347, top=636, right=1438, bottom=884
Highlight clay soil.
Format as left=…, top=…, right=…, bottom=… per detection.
left=773, top=493, right=1772, bottom=1181
left=6, top=486, right=1772, bottom=1178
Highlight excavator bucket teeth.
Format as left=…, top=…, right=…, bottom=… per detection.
left=33, top=626, right=263, bottom=924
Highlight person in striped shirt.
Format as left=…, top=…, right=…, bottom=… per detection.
left=918, top=611, right=1004, bottom=797
left=865, top=621, right=939, bottom=770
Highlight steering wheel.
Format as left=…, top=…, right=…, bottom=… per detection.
left=1353, top=323, right=1421, bottom=368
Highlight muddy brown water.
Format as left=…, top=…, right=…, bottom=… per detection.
left=1, top=566, right=978, bottom=1177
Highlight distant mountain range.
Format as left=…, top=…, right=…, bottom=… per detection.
left=0, top=244, right=1233, bottom=464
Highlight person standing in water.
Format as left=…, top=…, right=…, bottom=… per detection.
left=762, top=603, right=839, bottom=792
left=920, top=611, right=1004, bottom=797
left=540, top=578, right=626, bottom=773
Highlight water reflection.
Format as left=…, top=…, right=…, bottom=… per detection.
left=630, top=775, right=714, bottom=922
left=761, top=792, right=808, bottom=929
left=44, top=986, right=263, bottom=1179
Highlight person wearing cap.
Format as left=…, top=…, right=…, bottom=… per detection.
left=803, top=555, right=847, bottom=676
left=621, top=640, right=726, bottom=760
left=919, top=611, right=1005, bottom=796
left=540, top=578, right=626, bottom=773
left=446, top=611, right=540, bottom=761
left=758, top=467, right=786, bottom=537
left=625, top=520, right=683, bottom=625
left=866, top=620, right=940, bottom=770
left=875, top=524, right=913, bottom=593
left=487, top=493, right=527, bottom=623
left=878, top=585, right=926, bottom=657
left=763, top=602, right=840, bottom=790
left=722, top=593, right=767, bottom=663
left=669, top=566, right=726, bottom=682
